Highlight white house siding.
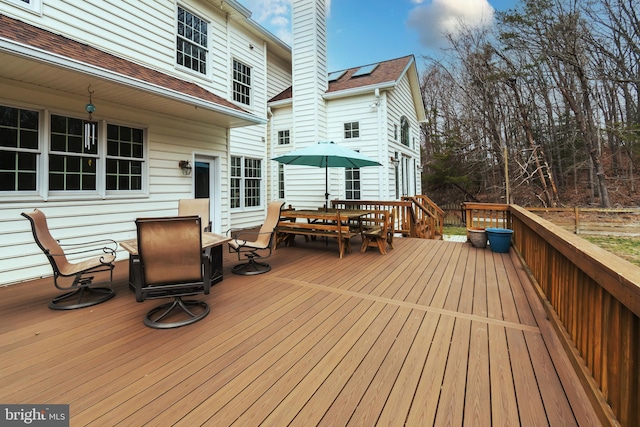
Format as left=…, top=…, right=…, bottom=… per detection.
left=326, top=94, right=387, bottom=201
left=226, top=23, right=271, bottom=228
left=292, top=0, right=328, bottom=148
left=386, top=73, right=422, bottom=196
left=0, top=80, right=229, bottom=286
left=266, top=55, right=292, bottom=100
left=267, top=104, right=292, bottom=202
left=1, top=0, right=264, bottom=100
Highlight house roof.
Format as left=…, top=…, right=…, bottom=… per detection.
left=269, top=55, right=416, bottom=102
left=0, top=14, right=263, bottom=127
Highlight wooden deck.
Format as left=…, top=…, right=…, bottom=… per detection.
left=0, top=237, right=600, bottom=426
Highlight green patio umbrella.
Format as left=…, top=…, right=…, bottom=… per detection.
left=271, top=141, right=382, bottom=208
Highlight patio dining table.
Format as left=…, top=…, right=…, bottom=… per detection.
left=276, top=208, right=375, bottom=256
left=280, top=208, right=374, bottom=221
left=120, top=232, right=231, bottom=287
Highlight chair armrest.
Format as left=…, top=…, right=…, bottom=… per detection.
left=56, top=238, right=117, bottom=257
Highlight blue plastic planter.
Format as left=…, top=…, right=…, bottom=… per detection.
left=485, top=228, right=513, bottom=253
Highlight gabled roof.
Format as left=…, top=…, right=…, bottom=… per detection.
left=327, top=55, right=414, bottom=93
left=0, top=14, right=263, bottom=127
left=269, top=55, right=415, bottom=102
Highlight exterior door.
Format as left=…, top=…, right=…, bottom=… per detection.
left=193, top=156, right=219, bottom=232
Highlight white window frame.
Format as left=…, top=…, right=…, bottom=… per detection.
left=176, top=5, right=209, bottom=76
left=345, top=167, right=361, bottom=200
left=400, top=116, right=410, bottom=147
left=3, top=0, right=42, bottom=14
left=0, top=102, right=148, bottom=201
left=344, top=121, right=360, bottom=139
left=278, top=163, right=285, bottom=199
left=230, top=155, right=262, bottom=209
left=232, top=59, right=252, bottom=106
left=277, top=129, right=290, bottom=145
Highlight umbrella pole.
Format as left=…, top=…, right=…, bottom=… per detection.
left=324, top=164, right=328, bottom=211
left=325, top=163, right=329, bottom=245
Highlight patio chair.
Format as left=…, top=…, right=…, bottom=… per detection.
left=360, top=209, right=394, bottom=255
left=134, top=216, right=211, bottom=329
left=178, top=198, right=219, bottom=283
left=228, top=200, right=284, bottom=275
left=178, top=198, right=212, bottom=232
left=21, top=209, right=116, bottom=310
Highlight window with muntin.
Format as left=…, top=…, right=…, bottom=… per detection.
left=344, top=122, right=359, bottom=139
left=233, top=60, right=251, bottom=105
left=177, top=6, right=208, bottom=74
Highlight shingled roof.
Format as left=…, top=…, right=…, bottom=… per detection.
left=269, top=55, right=415, bottom=103
left=0, top=14, right=246, bottom=114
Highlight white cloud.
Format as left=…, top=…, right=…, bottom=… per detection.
left=239, top=0, right=332, bottom=46
left=407, top=0, right=494, bottom=49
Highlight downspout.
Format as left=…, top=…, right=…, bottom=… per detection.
left=375, top=88, right=388, bottom=199
left=267, top=106, right=275, bottom=201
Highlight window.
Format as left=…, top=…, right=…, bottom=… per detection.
left=400, top=116, right=410, bottom=146
left=230, top=156, right=262, bottom=208
left=345, top=168, right=360, bottom=200
left=106, top=124, right=144, bottom=191
left=278, top=130, right=290, bottom=145
left=49, top=114, right=98, bottom=191
left=0, top=103, right=146, bottom=197
left=233, top=60, right=251, bottom=105
left=394, top=124, right=398, bottom=141
left=344, top=122, right=359, bottom=139
left=278, top=164, right=285, bottom=199
left=0, top=106, right=39, bottom=191
left=5, top=0, right=41, bottom=13
left=176, top=6, right=208, bottom=74
left=230, top=156, right=241, bottom=208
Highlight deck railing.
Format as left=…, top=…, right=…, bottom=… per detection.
left=331, top=200, right=417, bottom=237
left=463, top=202, right=511, bottom=230
left=468, top=202, right=640, bottom=426
left=406, top=195, right=444, bottom=239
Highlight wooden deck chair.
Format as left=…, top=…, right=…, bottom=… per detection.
left=387, top=208, right=396, bottom=249
left=21, top=209, right=116, bottom=310
left=228, top=201, right=284, bottom=275
left=360, top=209, right=393, bottom=255
left=178, top=198, right=211, bottom=232
left=135, top=216, right=211, bottom=328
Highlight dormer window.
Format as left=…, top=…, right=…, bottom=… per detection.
left=176, top=6, right=208, bottom=75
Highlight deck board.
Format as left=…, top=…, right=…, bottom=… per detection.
left=0, top=237, right=600, bottom=426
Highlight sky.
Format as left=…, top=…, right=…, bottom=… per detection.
left=237, top=0, right=519, bottom=73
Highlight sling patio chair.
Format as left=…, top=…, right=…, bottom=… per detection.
left=134, top=216, right=211, bottom=329
left=21, top=209, right=117, bottom=310
left=227, top=200, right=284, bottom=275
left=178, top=198, right=212, bottom=232
left=178, top=198, right=220, bottom=283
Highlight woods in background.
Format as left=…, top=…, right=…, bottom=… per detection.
left=420, top=0, right=639, bottom=208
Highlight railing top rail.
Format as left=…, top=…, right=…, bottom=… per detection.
left=463, top=202, right=509, bottom=211
left=331, top=200, right=413, bottom=207
left=510, top=204, right=640, bottom=317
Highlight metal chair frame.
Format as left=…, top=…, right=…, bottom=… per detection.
left=21, top=209, right=116, bottom=310
left=228, top=201, right=284, bottom=275
left=134, top=216, right=211, bottom=329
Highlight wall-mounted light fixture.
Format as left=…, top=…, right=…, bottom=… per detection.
left=179, top=160, right=192, bottom=175
left=390, top=155, right=400, bottom=168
